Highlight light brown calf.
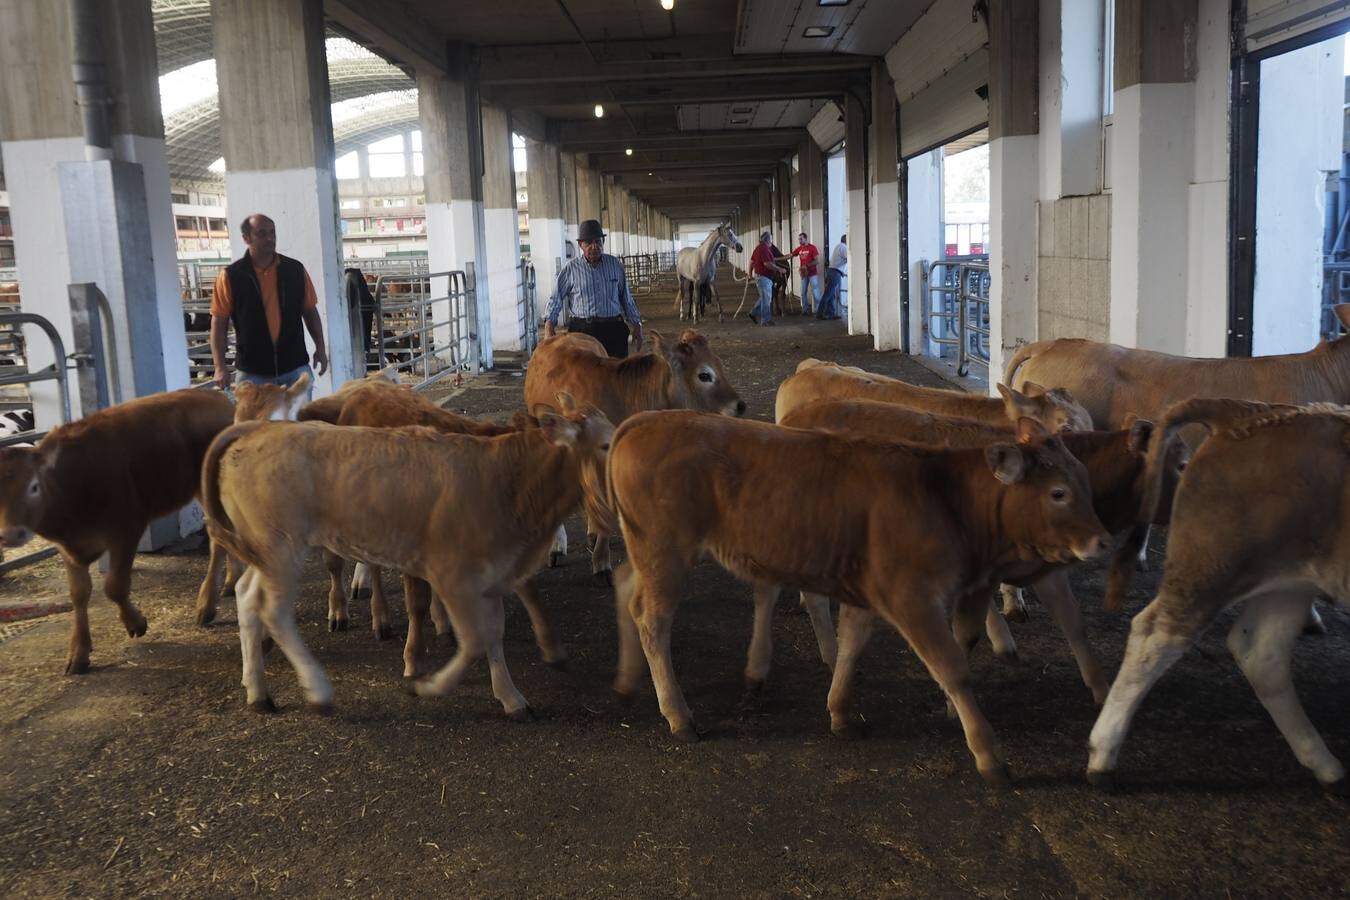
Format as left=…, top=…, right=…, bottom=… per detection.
left=1004, top=305, right=1350, bottom=430
left=778, top=399, right=1187, bottom=703
left=1088, top=401, right=1350, bottom=792
left=602, top=411, right=1109, bottom=786
left=775, top=358, right=1094, bottom=431
left=524, top=329, right=744, bottom=579
left=0, top=389, right=234, bottom=673
left=202, top=405, right=613, bottom=715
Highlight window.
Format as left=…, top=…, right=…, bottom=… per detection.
left=372, top=197, right=408, bottom=208
left=411, top=130, right=423, bottom=177
left=367, top=134, right=406, bottom=178
left=171, top=192, right=189, bottom=204
left=199, top=193, right=220, bottom=207
left=1102, top=0, right=1115, bottom=116
left=336, top=150, right=360, bottom=180
left=340, top=198, right=362, bottom=210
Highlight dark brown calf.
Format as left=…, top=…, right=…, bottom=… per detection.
left=0, top=389, right=234, bottom=673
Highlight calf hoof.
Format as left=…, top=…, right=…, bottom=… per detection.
left=831, top=721, right=866, bottom=741
left=593, top=569, right=614, bottom=587
left=1002, top=607, right=1029, bottom=624
left=549, top=551, right=564, bottom=568
left=1086, top=769, right=1117, bottom=793
left=328, top=617, right=349, bottom=633
left=612, top=683, right=639, bottom=705
left=64, top=656, right=91, bottom=676
left=374, top=622, right=394, bottom=642
left=1321, top=777, right=1349, bottom=799
left=249, top=696, right=278, bottom=714
left=980, top=764, right=1014, bottom=790
left=305, top=701, right=335, bottom=716
left=505, top=705, right=536, bottom=723
left=125, top=616, right=148, bottom=638
left=260, top=636, right=275, bottom=655
left=195, top=607, right=217, bottom=628
left=671, top=724, right=700, bottom=743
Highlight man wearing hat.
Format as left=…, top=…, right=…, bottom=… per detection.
left=543, top=219, right=643, bottom=357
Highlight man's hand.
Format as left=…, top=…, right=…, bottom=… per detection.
left=544, top=320, right=557, bottom=339
left=312, top=344, right=329, bottom=377
left=629, top=321, right=643, bottom=350
left=214, top=366, right=232, bottom=390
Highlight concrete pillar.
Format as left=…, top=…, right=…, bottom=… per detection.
left=799, top=138, right=825, bottom=256
left=577, top=158, right=601, bottom=223
left=559, top=151, right=580, bottom=248
left=525, top=137, right=565, bottom=285
left=1109, top=0, right=1197, bottom=353
left=417, top=59, right=491, bottom=369
left=0, top=0, right=189, bottom=427
left=988, top=0, right=1041, bottom=382
left=869, top=62, right=902, bottom=351
left=481, top=104, right=521, bottom=352
left=213, top=0, right=353, bottom=393
left=907, top=149, right=944, bottom=356
left=844, top=93, right=869, bottom=336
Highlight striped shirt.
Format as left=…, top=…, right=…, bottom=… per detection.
left=544, top=253, right=641, bottom=325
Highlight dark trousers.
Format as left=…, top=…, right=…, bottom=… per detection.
left=568, top=318, right=630, bottom=358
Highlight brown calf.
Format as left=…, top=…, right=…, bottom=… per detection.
left=602, top=410, right=1109, bottom=786
left=1088, top=401, right=1350, bottom=792
left=0, top=389, right=234, bottom=673
left=525, top=329, right=744, bottom=579
left=776, top=359, right=1093, bottom=431
left=202, top=405, right=613, bottom=715
left=779, top=399, right=1187, bottom=703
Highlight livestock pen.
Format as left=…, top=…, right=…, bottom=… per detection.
left=2, top=289, right=1349, bottom=897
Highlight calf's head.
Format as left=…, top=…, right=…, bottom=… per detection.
left=0, top=446, right=46, bottom=547
left=657, top=329, right=746, bottom=417
left=997, top=382, right=1093, bottom=432
left=986, top=418, right=1110, bottom=563
left=233, top=373, right=312, bottom=422
left=1121, top=415, right=1189, bottom=524
left=541, top=393, right=616, bottom=528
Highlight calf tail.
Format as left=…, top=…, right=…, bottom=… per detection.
left=200, top=421, right=263, bottom=557
left=1104, top=397, right=1292, bottom=611
left=1001, top=340, right=1044, bottom=388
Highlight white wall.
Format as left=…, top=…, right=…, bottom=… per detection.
left=1251, top=36, right=1345, bottom=356
left=907, top=148, right=944, bottom=355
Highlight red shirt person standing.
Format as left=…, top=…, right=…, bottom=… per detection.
left=785, top=232, right=822, bottom=316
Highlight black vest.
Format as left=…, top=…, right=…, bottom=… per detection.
left=225, top=253, right=310, bottom=376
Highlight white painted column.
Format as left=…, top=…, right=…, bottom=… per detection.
left=844, top=94, right=869, bottom=336
left=214, top=0, right=353, bottom=393
left=481, top=104, right=522, bottom=352
left=869, top=62, right=901, bottom=351
left=907, top=148, right=944, bottom=356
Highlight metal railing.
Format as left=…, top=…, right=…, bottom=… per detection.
left=371, top=263, right=478, bottom=389
left=0, top=311, right=73, bottom=574
left=519, top=257, right=538, bottom=356
left=925, top=256, right=990, bottom=377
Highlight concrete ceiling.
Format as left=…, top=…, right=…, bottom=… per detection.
left=149, top=0, right=930, bottom=220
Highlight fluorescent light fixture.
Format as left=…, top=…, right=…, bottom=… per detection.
left=660, top=0, right=674, bottom=9
left=729, top=118, right=749, bottom=125
left=594, top=103, right=605, bottom=118
left=731, top=106, right=753, bottom=114
left=802, top=25, right=835, bottom=38
left=625, top=147, right=633, bottom=156
left=818, top=0, right=850, bottom=6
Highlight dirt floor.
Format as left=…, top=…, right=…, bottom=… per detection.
left=3, top=278, right=1350, bottom=898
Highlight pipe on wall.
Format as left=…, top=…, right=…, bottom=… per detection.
left=69, top=0, right=113, bottom=161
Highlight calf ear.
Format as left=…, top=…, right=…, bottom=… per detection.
left=1014, top=417, right=1050, bottom=445
left=997, top=384, right=1035, bottom=419
left=536, top=411, right=581, bottom=447
left=985, top=443, right=1026, bottom=484
left=555, top=391, right=578, bottom=413
left=1126, top=418, right=1155, bottom=455
left=1021, top=381, right=1048, bottom=397
left=649, top=330, right=667, bottom=356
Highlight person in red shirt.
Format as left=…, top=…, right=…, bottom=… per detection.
left=748, top=231, right=783, bottom=326
left=784, top=232, right=821, bottom=316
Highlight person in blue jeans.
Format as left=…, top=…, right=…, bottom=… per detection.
left=234, top=363, right=316, bottom=401
left=748, top=231, right=781, bottom=326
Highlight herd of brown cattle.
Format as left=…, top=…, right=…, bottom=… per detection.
left=1, top=310, right=1349, bottom=793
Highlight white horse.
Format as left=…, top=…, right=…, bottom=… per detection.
left=674, top=222, right=743, bottom=323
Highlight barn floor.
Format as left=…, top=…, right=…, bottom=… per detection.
left=3, top=280, right=1349, bottom=898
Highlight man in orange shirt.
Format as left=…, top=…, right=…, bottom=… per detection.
left=210, top=213, right=329, bottom=394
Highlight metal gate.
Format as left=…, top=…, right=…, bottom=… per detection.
left=924, top=256, right=990, bottom=377
left=371, top=264, right=479, bottom=389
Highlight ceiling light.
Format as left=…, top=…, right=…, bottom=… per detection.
left=648, top=171, right=653, bottom=176
left=660, top=0, right=674, bottom=9
left=594, top=103, right=605, bottom=118
left=731, top=106, right=753, bottom=114
left=730, top=119, right=749, bottom=125
left=802, top=25, right=835, bottom=38
left=818, top=0, right=850, bottom=6
left=625, top=148, right=633, bottom=156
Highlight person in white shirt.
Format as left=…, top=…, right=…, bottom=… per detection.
left=817, top=234, right=847, bottom=320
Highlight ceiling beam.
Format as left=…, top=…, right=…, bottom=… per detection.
left=479, top=51, right=874, bottom=86
left=324, top=0, right=446, bottom=74
left=486, top=73, right=864, bottom=110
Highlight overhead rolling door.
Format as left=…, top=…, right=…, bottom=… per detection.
left=898, top=48, right=990, bottom=159
left=1246, top=0, right=1350, bottom=54
left=806, top=101, right=845, bottom=151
